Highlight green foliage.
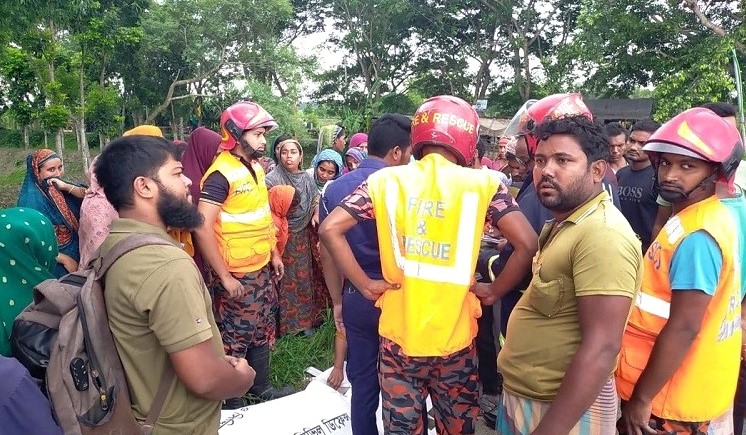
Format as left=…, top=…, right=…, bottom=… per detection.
left=0, top=46, right=41, bottom=126
left=39, top=103, right=70, bottom=131
left=269, top=312, right=335, bottom=389
left=87, top=84, right=124, bottom=137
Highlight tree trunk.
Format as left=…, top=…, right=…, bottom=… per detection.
left=22, top=125, right=29, bottom=149
left=44, top=130, right=49, bottom=148
left=78, top=55, right=89, bottom=168
left=55, top=129, right=64, bottom=158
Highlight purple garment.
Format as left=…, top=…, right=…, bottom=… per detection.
left=0, top=356, right=62, bottom=434
left=182, top=127, right=221, bottom=204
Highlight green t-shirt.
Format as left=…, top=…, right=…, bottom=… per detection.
left=497, top=191, right=643, bottom=401
left=102, top=219, right=224, bottom=434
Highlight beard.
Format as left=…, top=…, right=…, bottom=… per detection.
left=536, top=175, right=593, bottom=214
left=156, top=182, right=204, bottom=230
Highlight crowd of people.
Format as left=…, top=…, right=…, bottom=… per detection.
left=0, top=92, right=743, bottom=435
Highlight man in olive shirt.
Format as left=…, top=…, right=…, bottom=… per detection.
left=95, top=135, right=255, bottom=434
left=478, top=116, right=643, bottom=434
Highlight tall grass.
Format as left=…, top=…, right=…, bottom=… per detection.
left=270, top=310, right=336, bottom=390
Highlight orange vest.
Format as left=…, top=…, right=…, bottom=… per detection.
left=202, top=151, right=276, bottom=274
left=367, top=153, right=502, bottom=357
left=615, top=195, right=740, bottom=422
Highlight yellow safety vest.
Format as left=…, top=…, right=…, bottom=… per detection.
left=202, top=151, right=276, bottom=274
left=367, top=153, right=503, bottom=357
left=615, top=195, right=740, bottom=421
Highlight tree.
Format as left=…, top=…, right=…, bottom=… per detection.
left=0, top=46, right=41, bottom=148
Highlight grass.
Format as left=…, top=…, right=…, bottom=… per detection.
left=269, top=310, right=336, bottom=390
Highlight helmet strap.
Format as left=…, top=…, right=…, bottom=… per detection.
left=658, top=170, right=718, bottom=203
left=239, top=137, right=263, bottom=160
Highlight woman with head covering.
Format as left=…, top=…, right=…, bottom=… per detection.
left=317, top=124, right=346, bottom=154
left=348, top=132, right=368, bottom=153
left=309, top=148, right=344, bottom=193
left=343, top=147, right=367, bottom=173
left=182, top=126, right=222, bottom=204
left=0, top=208, right=57, bottom=356
left=265, top=138, right=322, bottom=336
left=78, top=155, right=120, bottom=269
left=17, top=150, right=85, bottom=277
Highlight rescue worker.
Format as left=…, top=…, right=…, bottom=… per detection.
left=319, top=95, right=537, bottom=434
left=616, top=107, right=744, bottom=434
left=194, top=101, right=294, bottom=409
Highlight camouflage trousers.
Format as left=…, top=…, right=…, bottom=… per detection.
left=379, top=338, right=479, bottom=435
left=210, top=264, right=278, bottom=356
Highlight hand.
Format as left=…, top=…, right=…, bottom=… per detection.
left=327, top=367, right=344, bottom=390
left=56, top=253, right=78, bottom=272
left=47, top=178, right=68, bottom=191
left=471, top=282, right=497, bottom=305
left=360, top=279, right=400, bottom=301
left=221, top=275, right=246, bottom=299
left=271, top=254, right=284, bottom=283
left=311, top=205, right=320, bottom=228
left=620, top=397, right=657, bottom=435
left=227, top=356, right=256, bottom=389
left=332, top=303, right=345, bottom=334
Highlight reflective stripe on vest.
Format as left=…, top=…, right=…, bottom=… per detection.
left=634, top=292, right=670, bottom=320
left=382, top=178, right=478, bottom=286
left=220, top=206, right=270, bottom=225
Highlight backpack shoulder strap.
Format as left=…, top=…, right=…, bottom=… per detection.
left=141, top=364, right=176, bottom=435
left=94, top=234, right=175, bottom=278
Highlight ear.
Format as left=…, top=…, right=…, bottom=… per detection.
left=132, top=176, right=157, bottom=200
left=590, top=159, right=606, bottom=183
left=390, top=145, right=402, bottom=161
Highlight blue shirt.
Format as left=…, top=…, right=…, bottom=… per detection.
left=320, top=158, right=387, bottom=280
left=723, top=190, right=746, bottom=299
left=670, top=230, right=722, bottom=296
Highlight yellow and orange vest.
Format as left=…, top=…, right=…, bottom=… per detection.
left=202, top=151, right=276, bottom=274
left=615, top=195, right=740, bottom=422
left=367, top=153, right=502, bottom=357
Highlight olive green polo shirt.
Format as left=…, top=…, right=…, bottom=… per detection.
left=497, top=191, right=643, bottom=401
left=101, top=219, right=224, bottom=434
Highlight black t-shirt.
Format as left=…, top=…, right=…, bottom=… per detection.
left=616, top=164, right=658, bottom=252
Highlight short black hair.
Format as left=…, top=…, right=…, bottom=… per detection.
left=367, top=114, right=412, bottom=158
left=630, top=119, right=660, bottom=135
left=605, top=122, right=629, bottom=140
left=95, top=135, right=180, bottom=212
left=699, top=102, right=737, bottom=118
left=477, top=138, right=486, bottom=159
left=536, top=115, right=610, bottom=164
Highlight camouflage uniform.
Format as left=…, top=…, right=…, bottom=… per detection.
left=379, top=338, right=479, bottom=434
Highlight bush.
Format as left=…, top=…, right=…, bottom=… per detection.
left=0, top=128, right=98, bottom=149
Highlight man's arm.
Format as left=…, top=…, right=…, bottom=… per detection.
left=319, top=207, right=396, bottom=300
left=532, top=294, right=633, bottom=434
left=194, top=201, right=230, bottom=282
left=169, top=340, right=255, bottom=400
left=489, top=211, right=537, bottom=298
left=319, top=183, right=398, bottom=300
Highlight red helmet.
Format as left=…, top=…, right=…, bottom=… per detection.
left=503, top=93, right=592, bottom=155
left=643, top=107, right=744, bottom=182
left=219, top=101, right=277, bottom=150
left=411, top=95, right=479, bottom=166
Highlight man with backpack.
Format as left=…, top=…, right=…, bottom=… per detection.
left=94, top=134, right=256, bottom=433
